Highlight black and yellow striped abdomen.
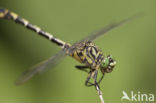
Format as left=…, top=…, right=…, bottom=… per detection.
left=71, top=41, right=104, bottom=70
left=0, top=8, right=66, bottom=48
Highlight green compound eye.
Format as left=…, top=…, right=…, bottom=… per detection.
left=102, top=58, right=109, bottom=68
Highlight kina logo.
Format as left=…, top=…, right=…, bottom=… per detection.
left=121, top=90, right=154, bottom=102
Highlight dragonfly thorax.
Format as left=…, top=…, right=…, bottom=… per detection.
left=71, top=41, right=105, bottom=70
left=100, top=55, right=116, bottom=73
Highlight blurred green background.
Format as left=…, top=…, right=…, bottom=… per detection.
left=0, top=0, right=155, bottom=103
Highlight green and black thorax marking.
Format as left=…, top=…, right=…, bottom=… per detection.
left=71, top=41, right=104, bottom=70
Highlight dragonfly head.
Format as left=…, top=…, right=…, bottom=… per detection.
left=100, top=55, right=116, bottom=73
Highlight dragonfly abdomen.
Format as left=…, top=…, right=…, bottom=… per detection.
left=0, top=9, right=66, bottom=48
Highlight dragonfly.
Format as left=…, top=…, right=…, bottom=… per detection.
left=0, top=8, right=140, bottom=86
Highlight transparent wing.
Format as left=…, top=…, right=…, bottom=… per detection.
left=81, top=13, right=143, bottom=42
left=63, top=14, right=143, bottom=56
left=16, top=50, right=66, bottom=85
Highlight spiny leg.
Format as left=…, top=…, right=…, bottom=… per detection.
left=85, top=70, right=102, bottom=100
left=93, top=70, right=101, bottom=90
left=97, top=73, right=105, bottom=84
left=75, top=65, right=89, bottom=73
left=93, top=70, right=99, bottom=85
left=85, top=70, right=99, bottom=87
left=85, top=70, right=103, bottom=87
left=85, top=72, right=94, bottom=87
left=0, top=8, right=66, bottom=48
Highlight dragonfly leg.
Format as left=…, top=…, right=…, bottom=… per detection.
left=75, top=65, right=89, bottom=73
left=85, top=72, right=95, bottom=87
left=93, top=70, right=98, bottom=85
left=85, top=70, right=98, bottom=87
left=97, top=73, right=105, bottom=84
left=93, top=70, right=102, bottom=90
